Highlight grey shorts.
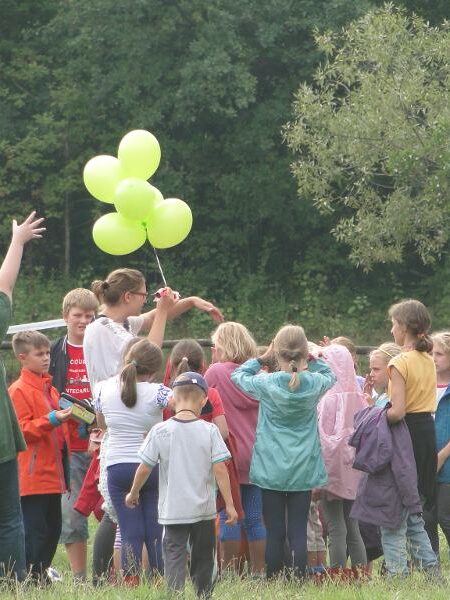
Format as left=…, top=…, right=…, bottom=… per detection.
left=60, top=451, right=91, bottom=544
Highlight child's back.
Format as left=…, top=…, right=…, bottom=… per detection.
left=139, top=417, right=230, bottom=524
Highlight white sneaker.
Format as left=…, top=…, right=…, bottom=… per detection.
left=46, top=567, right=63, bottom=582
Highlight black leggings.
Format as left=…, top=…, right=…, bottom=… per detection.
left=261, top=489, right=311, bottom=578
left=92, top=513, right=116, bottom=584
left=404, top=413, right=438, bottom=554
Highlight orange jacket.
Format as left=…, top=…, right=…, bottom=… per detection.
left=9, top=368, right=70, bottom=496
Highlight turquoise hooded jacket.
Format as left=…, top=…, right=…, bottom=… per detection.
left=231, top=357, right=336, bottom=492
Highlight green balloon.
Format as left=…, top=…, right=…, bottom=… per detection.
left=114, top=178, right=160, bottom=221
left=141, top=185, right=164, bottom=223
left=92, top=213, right=146, bottom=255
left=146, top=198, right=193, bottom=249
left=83, top=155, right=124, bottom=203
left=118, top=130, right=161, bottom=180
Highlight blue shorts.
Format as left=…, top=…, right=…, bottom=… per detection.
left=220, top=484, right=266, bottom=542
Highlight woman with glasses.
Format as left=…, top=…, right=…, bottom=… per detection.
left=83, top=267, right=223, bottom=583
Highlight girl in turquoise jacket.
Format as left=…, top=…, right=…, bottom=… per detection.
left=231, top=324, right=335, bottom=579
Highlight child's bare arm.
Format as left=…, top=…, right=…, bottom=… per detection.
left=0, top=212, right=45, bottom=299
left=386, top=366, right=406, bottom=423
left=213, top=461, right=238, bottom=525
left=125, top=462, right=153, bottom=508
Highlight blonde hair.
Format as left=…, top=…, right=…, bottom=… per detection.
left=62, top=288, right=99, bottom=317
left=120, top=339, right=163, bottom=408
left=12, top=331, right=50, bottom=356
left=170, top=339, right=205, bottom=381
left=388, top=299, right=433, bottom=353
left=91, top=268, right=145, bottom=306
left=370, top=342, right=402, bottom=365
left=211, top=322, right=257, bottom=364
left=431, top=331, right=450, bottom=357
left=273, top=325, right=308, bottom=390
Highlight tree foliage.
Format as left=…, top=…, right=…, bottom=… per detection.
left=1, top=1, right=450, bottom=342
left=286, top=5, right=450, bottom=269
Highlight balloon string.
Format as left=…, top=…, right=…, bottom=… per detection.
left=152, top=246, right=167, bottom=287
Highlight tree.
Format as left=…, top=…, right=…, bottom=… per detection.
left=286, top=5, right=450, bottom=269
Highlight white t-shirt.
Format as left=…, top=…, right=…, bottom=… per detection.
left=95, top=375, right=171, bottom=467
left=83, top=315, right=145, bottom=391
left=138, top=418, right=231, bottom=525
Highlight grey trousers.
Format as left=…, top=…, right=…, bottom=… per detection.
left=163, top=519, right=216, bottom=598
left=321, top=497, right=367, bottom=567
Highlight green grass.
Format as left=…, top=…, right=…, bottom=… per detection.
left=1, top=521, right=448, bottom=599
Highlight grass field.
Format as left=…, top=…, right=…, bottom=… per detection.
left=2, top=519, right=449, bottom=599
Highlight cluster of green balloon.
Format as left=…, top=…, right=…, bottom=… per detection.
left=83, top=130, right=193, bottom=255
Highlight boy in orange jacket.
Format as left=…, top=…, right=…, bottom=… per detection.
left=10, top=330, right=72, bottom=582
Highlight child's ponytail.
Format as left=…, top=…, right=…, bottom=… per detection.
left=120, top=339, right=163, bottom=408
left=170, top=339, right=205, bottom=383
left=273, top=325, right=309, bottom=391
left=120, top=362, right=139, bottom=408
left=288, top=360, right=300, bottom=391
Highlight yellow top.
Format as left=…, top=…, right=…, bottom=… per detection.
left=388, top=350, right=436, bottom=413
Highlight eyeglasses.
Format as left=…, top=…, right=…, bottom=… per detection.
left=131, top=291, right=148, bottom=300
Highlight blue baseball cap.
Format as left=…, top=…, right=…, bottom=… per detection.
left=173, top=371, right=208, bottom=395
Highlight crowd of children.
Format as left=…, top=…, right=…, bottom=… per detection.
left=0, top=212, right=450, bottom=596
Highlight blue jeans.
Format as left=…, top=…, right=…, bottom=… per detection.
left=380, top=511, right=438, bottom=575
left=107, top=463, right=162, bottom=575
left=0, top=459, right=26, bottom=581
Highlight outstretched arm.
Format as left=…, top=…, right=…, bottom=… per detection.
left=0, top=212, right=45, bottom=299
left=141, top=295, right=224, bottom=333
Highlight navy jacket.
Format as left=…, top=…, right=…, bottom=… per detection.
left=349, top=406, right=422, bottom=529
left=436, top=384, right=450, bottom=484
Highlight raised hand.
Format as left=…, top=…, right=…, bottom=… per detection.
left=12, top=211, right=46, bottom=245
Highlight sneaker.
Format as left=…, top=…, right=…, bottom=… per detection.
left=46, top=567, right=63, bottom=583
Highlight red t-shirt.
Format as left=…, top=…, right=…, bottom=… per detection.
left=65, top=342, right=91, bottom=452
left=163, top=387, right=225, bottom=423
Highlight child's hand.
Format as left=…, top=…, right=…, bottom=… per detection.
left=363, top=374, right=374, bottom=405
left=54, top=407, right=72, bottom=422
left=319, top=336, right=331, bottom=347
left=311, top=488, right=322, bottom=501
left=193, top=297, right=224, bottom=322
left=308, top=342, right=322, bottom=359
left=12, top=211, right=46, bottom=246
left=224, top=504, right=238, bottom=525
left=258, top=342, right=275, bottom=365
left=125, top=491, right=139, bottom=509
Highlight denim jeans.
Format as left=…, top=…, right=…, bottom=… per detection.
left=0, top=459, right=26, bottom=581
left=380, top=511, right=438, bottom=575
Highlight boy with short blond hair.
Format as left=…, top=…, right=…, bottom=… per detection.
left=126, top=372, right=237, bottom=598
left=10, top=330, right=72, bottom=582
left=49, top=287, right=98, bottom=580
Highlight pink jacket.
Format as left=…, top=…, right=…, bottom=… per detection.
left=204, top=361, right=259, bottom=484
left=318, top=345, right=366, bottom=500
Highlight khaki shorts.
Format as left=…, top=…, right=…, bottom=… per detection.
left=60, top=451, right=91, bottom=544
left=307, top=500, right=326, bottom=552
